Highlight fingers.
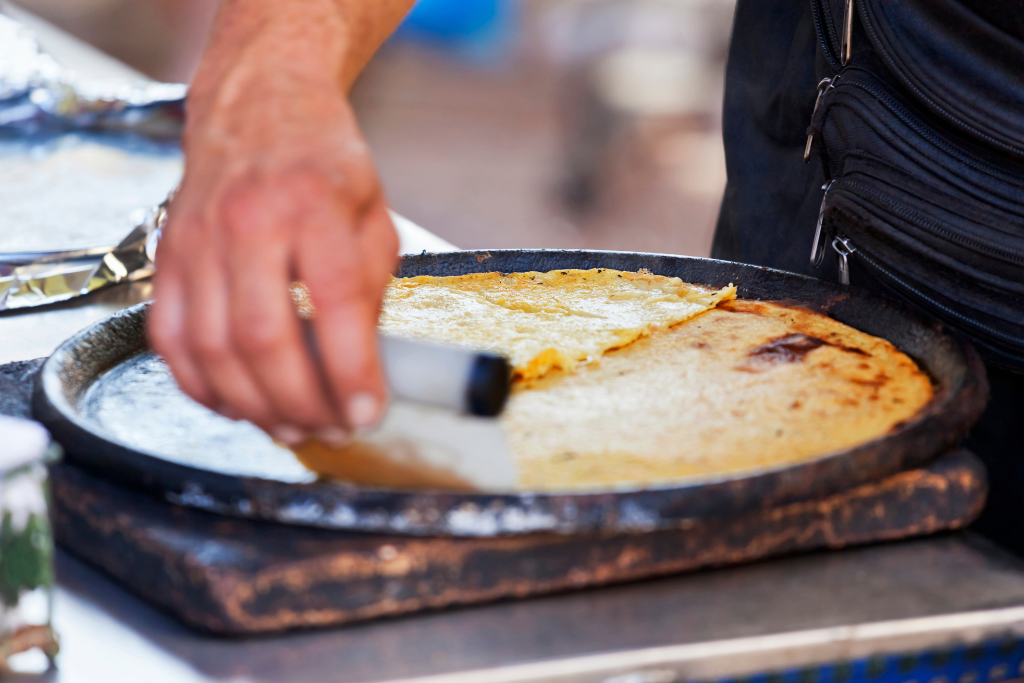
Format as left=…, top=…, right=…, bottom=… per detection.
left=151, top=213, right=276, bottom=428
left=220, top=182, right=338, bottom=431
left=180, top=222, right=278, bottom=429
left=152, top=110, right=396, bottom=441
left=295, top=183, right=396, bottom=430
left=149, top=262, right=215, bottom=408
left=357, top=197, right=401, bottom=297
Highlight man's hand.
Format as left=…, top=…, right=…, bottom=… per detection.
left=148, top=0, right=413, bottom=445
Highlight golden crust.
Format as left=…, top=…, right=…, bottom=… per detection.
left=379, top=269, right=736, bottom=381
left=293, top=271, right=933, bottom=493
left=506, top=299, right=933, bottom=491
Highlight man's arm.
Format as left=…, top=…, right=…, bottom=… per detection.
left=148, top=0, right=416, bottom=446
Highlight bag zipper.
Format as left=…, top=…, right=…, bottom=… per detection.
left=831, top=235, right=856, bottom=285
left=832, top=233, right=1024, bottom=349
left=831, top=233, right=856, bottom=284
left=804, top=77, right=839, bottom=163
left=810, top=0, right=855, bottom=68
left=841, top=0, right=854, bottom=65
left=855, top=5, right=1024, bottom=157
left=811, top=0, right=842, bottom=72
left=810, top=180, right=836, bottom=267
left=837, top=69, right=1024, bottom=187
left=814, top=0, right=1024, bottom=155
left=841, top=177, right=1024, bottom=265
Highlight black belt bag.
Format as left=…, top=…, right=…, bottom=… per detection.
left=806, top=0, right=1024, bottom=370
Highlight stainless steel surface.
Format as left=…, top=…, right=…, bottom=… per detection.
left=16, top=536, right=1024, bottom=683
left=0, top=280, right=153, bottom=365
left=0, top=196, right=164, bottom=311
left=0, top=133, right=182, bottom=254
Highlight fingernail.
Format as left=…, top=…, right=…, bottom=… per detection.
left=316, top=426, right=352, bottom=449
left=273, top=424, right=306, bottom=447
left=347, top=393, right=379, bottom=430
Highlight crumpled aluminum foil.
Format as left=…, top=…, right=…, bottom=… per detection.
left=0, top=12, right=186, bottom=137
left=0, top=10, right=183, bottom=310
left=0, top=196, right=168, bottom=311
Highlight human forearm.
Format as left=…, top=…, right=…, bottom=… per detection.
left=188, top=0, right=413, bottom=119
left=151, top=0, right=414, bottom=441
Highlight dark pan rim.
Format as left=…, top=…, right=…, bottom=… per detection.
left=34, top=249, right=989, bottom=536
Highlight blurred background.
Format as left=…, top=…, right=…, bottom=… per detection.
left=10, top=0, right=737, bottom=256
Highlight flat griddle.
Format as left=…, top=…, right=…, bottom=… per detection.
left=33, top=250, right=988, bottom=537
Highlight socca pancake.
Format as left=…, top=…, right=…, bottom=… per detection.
left=292, top=272, right=933, bottom=492
left=379, top=269, right=736, bottom=381
left=506, top=299, right=933, bottom=491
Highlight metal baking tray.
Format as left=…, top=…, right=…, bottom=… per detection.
left=33, top=250, right=988, bottom=537
left=0, top=133, right=181, bottom=255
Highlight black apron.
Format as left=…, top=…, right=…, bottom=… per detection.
left=712, top=0, right=1024, bottom=554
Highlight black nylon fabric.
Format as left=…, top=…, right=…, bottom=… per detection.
left=859, top=0, right=1024, bottom=155
left=805, top=0, right=1024, bottom=370
left=713, top=0, right=1024, bottom=552
left=816, top=0, right=1024, bottom=158
left=711, top=0, right=825, bottom=277
left=809, top=63, right=1024, bottom=366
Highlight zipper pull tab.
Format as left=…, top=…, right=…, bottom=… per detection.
left=842, top=0, right=854, bottom=65
left=832, top=235, right=856, bottom=285
left=804, top=77, right=838, bottom=163
left=810, top=180, right=835, bottom=267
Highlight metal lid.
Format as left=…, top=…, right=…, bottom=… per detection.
left=0, top=415, right=50, bottom=472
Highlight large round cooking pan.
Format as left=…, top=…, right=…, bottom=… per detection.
left=33, top=250, right=988, bottom=536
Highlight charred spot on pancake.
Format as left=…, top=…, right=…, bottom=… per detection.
left=851, top=375, right=890, bottom=388
left=737, top=330, right=876, bottom=373
left=738, top=334, right=827, bottom=372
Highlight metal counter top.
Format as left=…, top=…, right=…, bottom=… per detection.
left=18, top=535, right=1024, bottom=683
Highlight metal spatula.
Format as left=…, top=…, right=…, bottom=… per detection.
left=302, top=330, right=518, bottom=492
